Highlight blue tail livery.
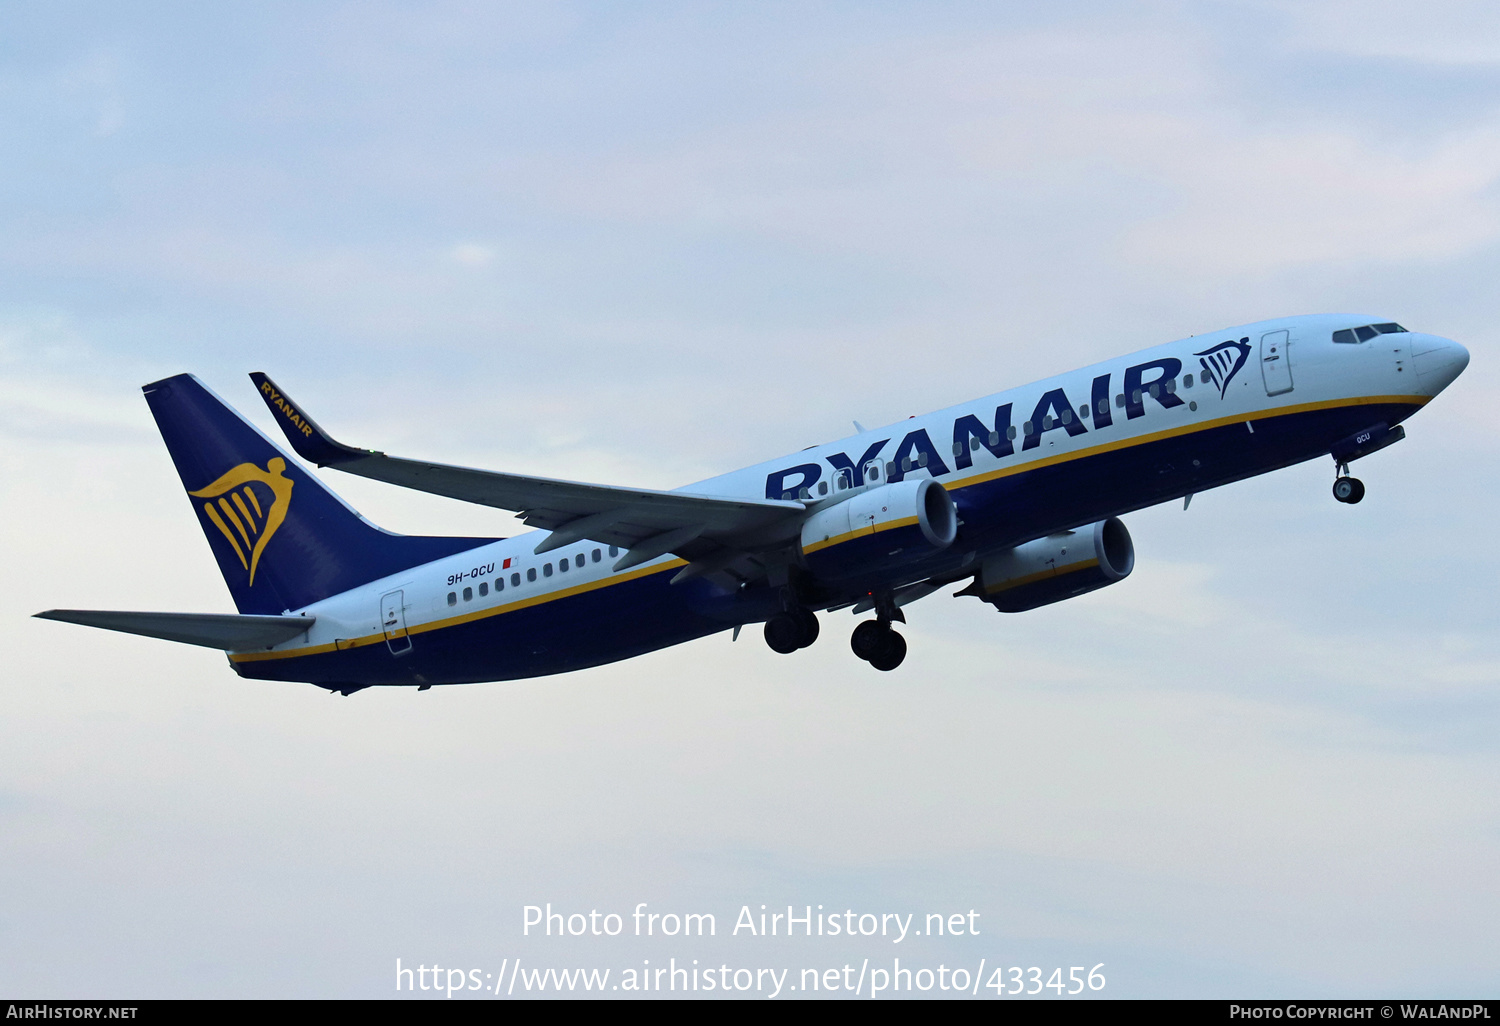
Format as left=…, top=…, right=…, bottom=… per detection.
left=141, top=373, right=496, bottom=616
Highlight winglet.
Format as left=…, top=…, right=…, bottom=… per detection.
left=248, top=372, right=378, bottom=466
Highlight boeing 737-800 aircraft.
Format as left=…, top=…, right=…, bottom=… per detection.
left=36, top=314, right=1468, bottom=691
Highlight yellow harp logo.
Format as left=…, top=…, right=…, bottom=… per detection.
left=189, top=458, right=294, bottom=586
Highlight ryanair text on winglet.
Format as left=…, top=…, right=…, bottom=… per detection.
left=259, top=380, right=315, bottom=437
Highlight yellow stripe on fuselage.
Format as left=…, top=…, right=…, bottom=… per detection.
left=230, top=557, right=689, bottom=663
left=944, top=394, right=1427, bottom=495
left=233, top=393, right=1426, bottom=663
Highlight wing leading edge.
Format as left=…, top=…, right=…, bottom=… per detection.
left=248, top=373, right=805, bottom=579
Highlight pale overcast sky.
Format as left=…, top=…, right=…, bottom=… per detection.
left=3, top=1, right=1499, bottom=998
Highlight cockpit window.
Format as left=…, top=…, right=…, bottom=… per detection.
left=1333, top=322, right=1408, bottom=343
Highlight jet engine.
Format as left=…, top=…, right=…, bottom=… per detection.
left=799, top=478, right=957, bottom=581
left=973, top=517, right=1134, bottom=612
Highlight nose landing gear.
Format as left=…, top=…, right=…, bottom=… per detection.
left=1332, top=462, right=1365, bottom=504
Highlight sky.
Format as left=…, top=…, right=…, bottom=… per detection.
left=2, top=0, right=1499, bottom=999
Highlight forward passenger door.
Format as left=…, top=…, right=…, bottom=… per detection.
left=1260, top=330, right=1294, bottom=396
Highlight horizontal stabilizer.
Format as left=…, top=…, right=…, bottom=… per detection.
left=34, top=609, right=315, bottom=650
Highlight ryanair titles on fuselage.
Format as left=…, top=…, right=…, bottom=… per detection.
left=763, top=345, right=1244, bottom=499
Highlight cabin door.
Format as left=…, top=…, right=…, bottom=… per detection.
left=1260, top=330, right=1294, bottom=396
left=381, top=590, right=413, bottom=656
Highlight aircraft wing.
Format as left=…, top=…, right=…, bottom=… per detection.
left=249, top=373, right=805, bottom=575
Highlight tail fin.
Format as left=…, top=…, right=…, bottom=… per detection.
left=143, top=373, right=496, bottom=614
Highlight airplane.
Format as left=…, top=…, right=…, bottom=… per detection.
left=35, top=314, right=1469, bottom=693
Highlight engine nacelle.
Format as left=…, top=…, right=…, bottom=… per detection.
left=975, top=517, right=1134, bottom=613
left=800, top=478, right=957, bottom=581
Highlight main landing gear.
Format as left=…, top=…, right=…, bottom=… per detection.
left=762, top=593, right=908, bottom=672
left=850, top=593, right=907, bottom=671
left=851, top=619, right=906, bottom=671
left=764, top=605, right=820, bottom=654
left=1332, top=462, right=1365, bottom=505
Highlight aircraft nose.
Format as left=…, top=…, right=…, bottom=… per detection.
left=1411, top=335, right=1470, bottom=394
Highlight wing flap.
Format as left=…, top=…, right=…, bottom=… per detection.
left=35, top=609, right=315, bottom=650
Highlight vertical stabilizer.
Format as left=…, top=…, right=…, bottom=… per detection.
left=143, top=373, right=496, bottom=614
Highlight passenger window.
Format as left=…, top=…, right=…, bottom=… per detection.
left=1332, top=328, right=1358, bottom=344
left=478, top=582, right=488, bottom=596
left=1131, top=389, right=1142, bottom=404
left=868, top=463, right=881, bottom=480
left=527, top=568, right=537, bottom=582
left=886, top=462, right=896, bottom=476
left=1184, top=374, right=1194, bottom=388
left=1355, top=325, right=1378, bottom=342
left=1149, top=384, right=1159, bottom=398
left=575, top=554, right=585, bottom=568
left=1022, top=421, right=1034, bottom=435
left=1115, top=394, right=1125, bottom=408
left=1006, top=426, right=1017, bottom=440
left=608, top=545, right=619, bottom=557
left=511, top=572, right=521, bottom=586
left=1060, top=410, right=1072, bottom=425
left=781, top=491, right=793, bottom=500
left=952, top=441, right=964, bottom=457
left=544, top=563, right=553, bottom=577
left=1042, top=415, right=1054, bottom=430
left=463, top=586, right=473, bottom=601
left=592, top=549, right=601, bottom=562
left=972, top=436, right=981, bottom=450
left=558, top=559, right=568, bottom=573
left=447, top=591, right=457, bottom=606
left=818, top=481, right=828, bottom=496
left=1079, top=405, right=1090, bottom=419
left=496, top=577, right=504, bottom=592
left=901, top=457, right=911, bottom=471
left=917, top=452, right=928, bottom=467
left=1165, top=378, right=1176, bottom=394
left=1098, top=399, right=1108, bottom=415
left=988, top=430, right=1000, bottom=445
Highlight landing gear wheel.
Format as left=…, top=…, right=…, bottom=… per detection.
left=792, top=606, right=820, bottom=648
left=764, top=614, right=801, bottom=654
left=1333, top=477, right=1365, bottom=504
left=868, top=629, right=907, bottom=672
left=851, top=620, right=886, bottom=661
